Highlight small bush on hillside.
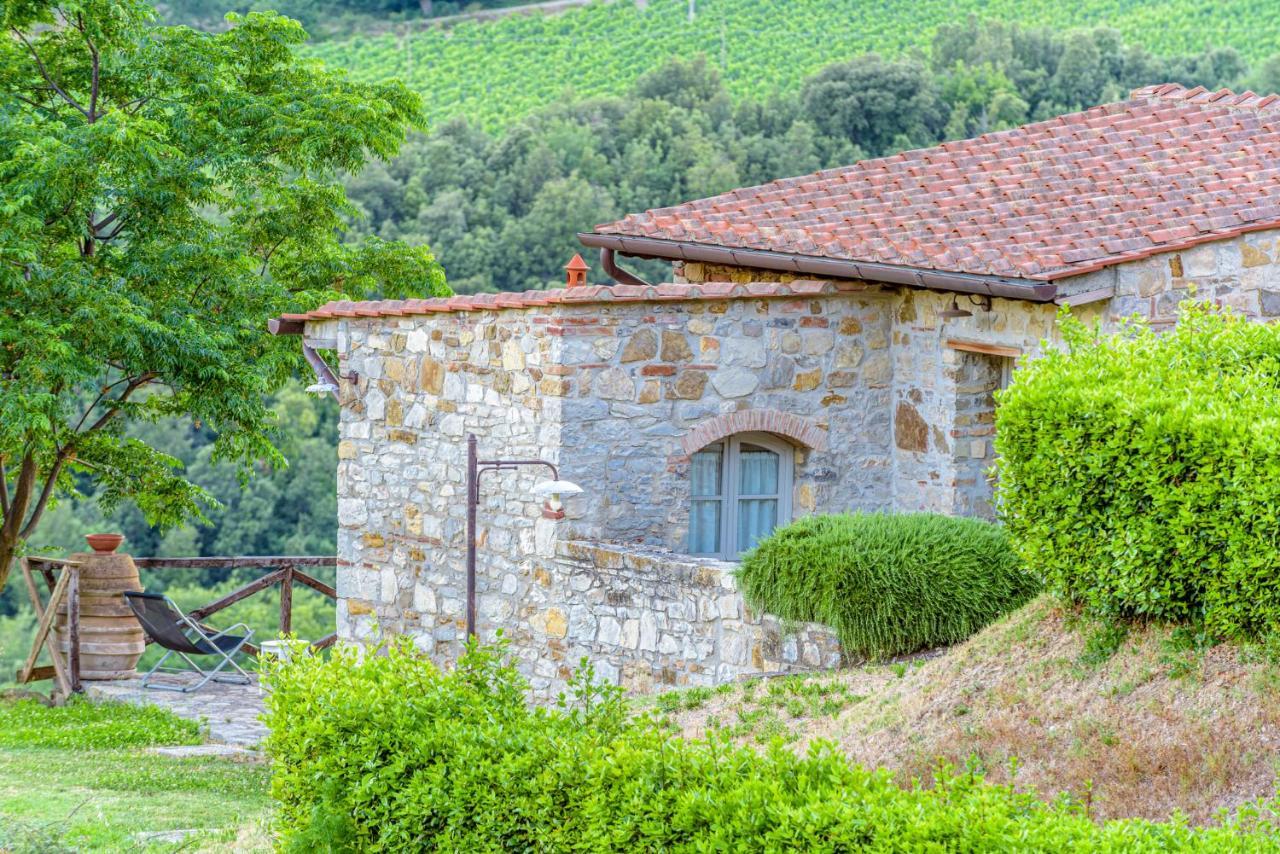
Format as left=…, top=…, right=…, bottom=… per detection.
left=996, top=302, right=1280, bottom=640
left=735, top=513, right=1038, bottom=659
left=263, top=639, right=1280, bottom=851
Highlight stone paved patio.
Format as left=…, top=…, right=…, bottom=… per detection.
left=84, top=674, right=268, bottom=747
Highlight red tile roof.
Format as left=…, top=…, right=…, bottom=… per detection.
left=590, top=85, right=1280, bottom=282
left=269, top=279, right=871, bottom=333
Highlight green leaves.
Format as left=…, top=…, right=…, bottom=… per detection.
left=995, top=301, right=1280, bottom=640
left=735, top=512, right=1038, bottom=660
left=0, top=1, right=447, bottom=580
left=263, top=637, right=1280, bottom=850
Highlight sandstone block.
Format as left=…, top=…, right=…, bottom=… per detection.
left=661, top=330, right=693, bottom=362
left=620, top=328, right=658, bottom=362
left=668, top=370, right=708, bottom=400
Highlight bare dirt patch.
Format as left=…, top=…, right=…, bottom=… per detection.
left=659, top=597, right=1280, bottom=824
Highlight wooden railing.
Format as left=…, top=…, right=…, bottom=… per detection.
left=18, top=555, right=337, bottom=697
left=132, top=557, right=339, bottom=657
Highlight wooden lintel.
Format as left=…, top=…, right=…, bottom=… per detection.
left=945, top=339, right=1023, bottom=358
left=1054, top=286, right=1115, bottom=306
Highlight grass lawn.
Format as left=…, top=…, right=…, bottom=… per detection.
left=0, top=697, right=272, bottom=852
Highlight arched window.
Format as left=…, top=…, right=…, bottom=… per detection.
left=688, top=432, right=794, bottom=560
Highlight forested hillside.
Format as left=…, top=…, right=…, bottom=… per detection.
left=303, top=0, right=1280, bottom=130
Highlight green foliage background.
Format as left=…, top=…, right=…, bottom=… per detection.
left=301, top=0, right=1280, bottom=131
left=264, top=638, right=1280, bottom=849
left=995, top=303, right=1280, bottom=641
left=736, top=513, right=1039, bottom=659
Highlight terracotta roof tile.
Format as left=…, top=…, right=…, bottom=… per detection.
left=273, top=280, right=862, bottom=328
left=590, top=85, right=1280, bottom=282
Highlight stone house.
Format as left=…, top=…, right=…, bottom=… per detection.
left=271, top=84, right=1280, bottom=696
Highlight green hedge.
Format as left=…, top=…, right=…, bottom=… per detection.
left=734, top=512, right=1038, bottom=659
left=995, top=302, right=1280, bottom=639
left=263, top=640, right=1280, bottom=851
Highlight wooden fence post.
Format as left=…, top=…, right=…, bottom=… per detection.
left=67, top=563, right=81, bottom=693
left=279, top=565, right=293, bottom=636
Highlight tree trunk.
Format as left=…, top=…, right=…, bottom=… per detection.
left=0, top=457, right=36, bottom=594
left=419, top=0, right=433, bottom=17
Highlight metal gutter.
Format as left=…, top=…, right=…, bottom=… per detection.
left=578, top=233, right=1059, bottom=302
left=268, top=317, right=304, bottom=336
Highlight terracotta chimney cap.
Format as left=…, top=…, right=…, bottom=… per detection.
left=565, top=253, right=590, bottom=287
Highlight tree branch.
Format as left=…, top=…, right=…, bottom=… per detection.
left=0, top=459, right=9, bottom=518
left=12, top=28, right=89, bottom=119
left=75, top=13, right=100, bottom=121
left=19, top=451, right=69, bottom=540
left=80, top=373, right=156, bottom=435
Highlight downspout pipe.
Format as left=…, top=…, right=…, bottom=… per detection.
left=599, top=247, right=651, bottom=287
left=579, top=233, right=1058, bottom=302
left=267, top=319, right=350, bottom=402
left=302, top=342, right=342, bottom=402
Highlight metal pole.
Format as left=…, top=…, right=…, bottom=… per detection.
left=465, top=433, right=478, bottom=640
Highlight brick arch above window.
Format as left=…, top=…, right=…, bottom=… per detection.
left=680, top=409, right=828, bottom=456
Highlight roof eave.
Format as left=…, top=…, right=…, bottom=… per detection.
left=579, top=233, right=1058, bottom=303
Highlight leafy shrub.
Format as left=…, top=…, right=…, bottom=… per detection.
left=0, top=697, right=201, bottom=749
left=734, top=512, right=1038, bottom=659
left=995, top=302, right=1280, bottom=640
left=264, top=639, right=1280, bottom=851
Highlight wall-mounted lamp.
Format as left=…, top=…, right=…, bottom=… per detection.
left=940, top=293, right=994, bottom=320
left=465, top=434, right=583, bottom=639
left=302, top=341, right=357, bottom=400
left=531, top=479, right=584, bottom=517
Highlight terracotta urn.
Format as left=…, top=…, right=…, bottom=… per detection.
left=85, top=533, right=125, bottom=553
left=54, top=533, right=146, bottom=680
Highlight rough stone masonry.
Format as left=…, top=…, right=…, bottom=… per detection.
left=299, top=228, right=1280, bottom=699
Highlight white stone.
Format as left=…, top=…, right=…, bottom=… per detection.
left=413, top=584, right=437, bottom=613
left=621, top=619, right=639, bottom=649
left=721, top=337, right=766, bottom=367
left=711, top=368, right=758, bottom=398
left=365, top=388, right=386, bottom=421
left=597, top=616, right=622, bottom=645
left=406, top=329, right=429, bottom=353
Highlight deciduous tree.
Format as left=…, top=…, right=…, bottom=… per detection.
left=0, top=0, right=447, bottom=590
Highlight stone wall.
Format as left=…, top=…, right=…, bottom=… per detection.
left=555, top=288, right=897, bottom=548
left=521, top=541, right=842, bottom=695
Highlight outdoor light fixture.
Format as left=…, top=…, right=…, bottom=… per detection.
left=304, top=380, right=339, bottom=396
left=464, top=434, right=581, bottom=639
left=301, top=342, right=355, bottom=401
left=531, top=479, right=584, bottom=514
left=940, top=293, right=994, bottom=320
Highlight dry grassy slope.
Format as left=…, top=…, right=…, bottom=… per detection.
left=664, top=597, right=1280, bottom=824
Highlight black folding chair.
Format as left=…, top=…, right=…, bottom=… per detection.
left=123, top=591, right=254, bottom=693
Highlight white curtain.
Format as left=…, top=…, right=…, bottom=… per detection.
left=689, top=446, right=723, bottom=553
left=736, top=446, right=779, bottom=551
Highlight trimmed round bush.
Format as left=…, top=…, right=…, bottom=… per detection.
left=995, top=301, right=1280, bottom=639
left=735, top=512, right=1037, bottom=659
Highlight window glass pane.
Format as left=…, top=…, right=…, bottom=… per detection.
left=690, top=500, right=722, bottom=554
left=738, top=444, right=779, bottom=496
left=737, top=498, right=778, bottom=552
left=691, top=444, right=723, bottom=497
